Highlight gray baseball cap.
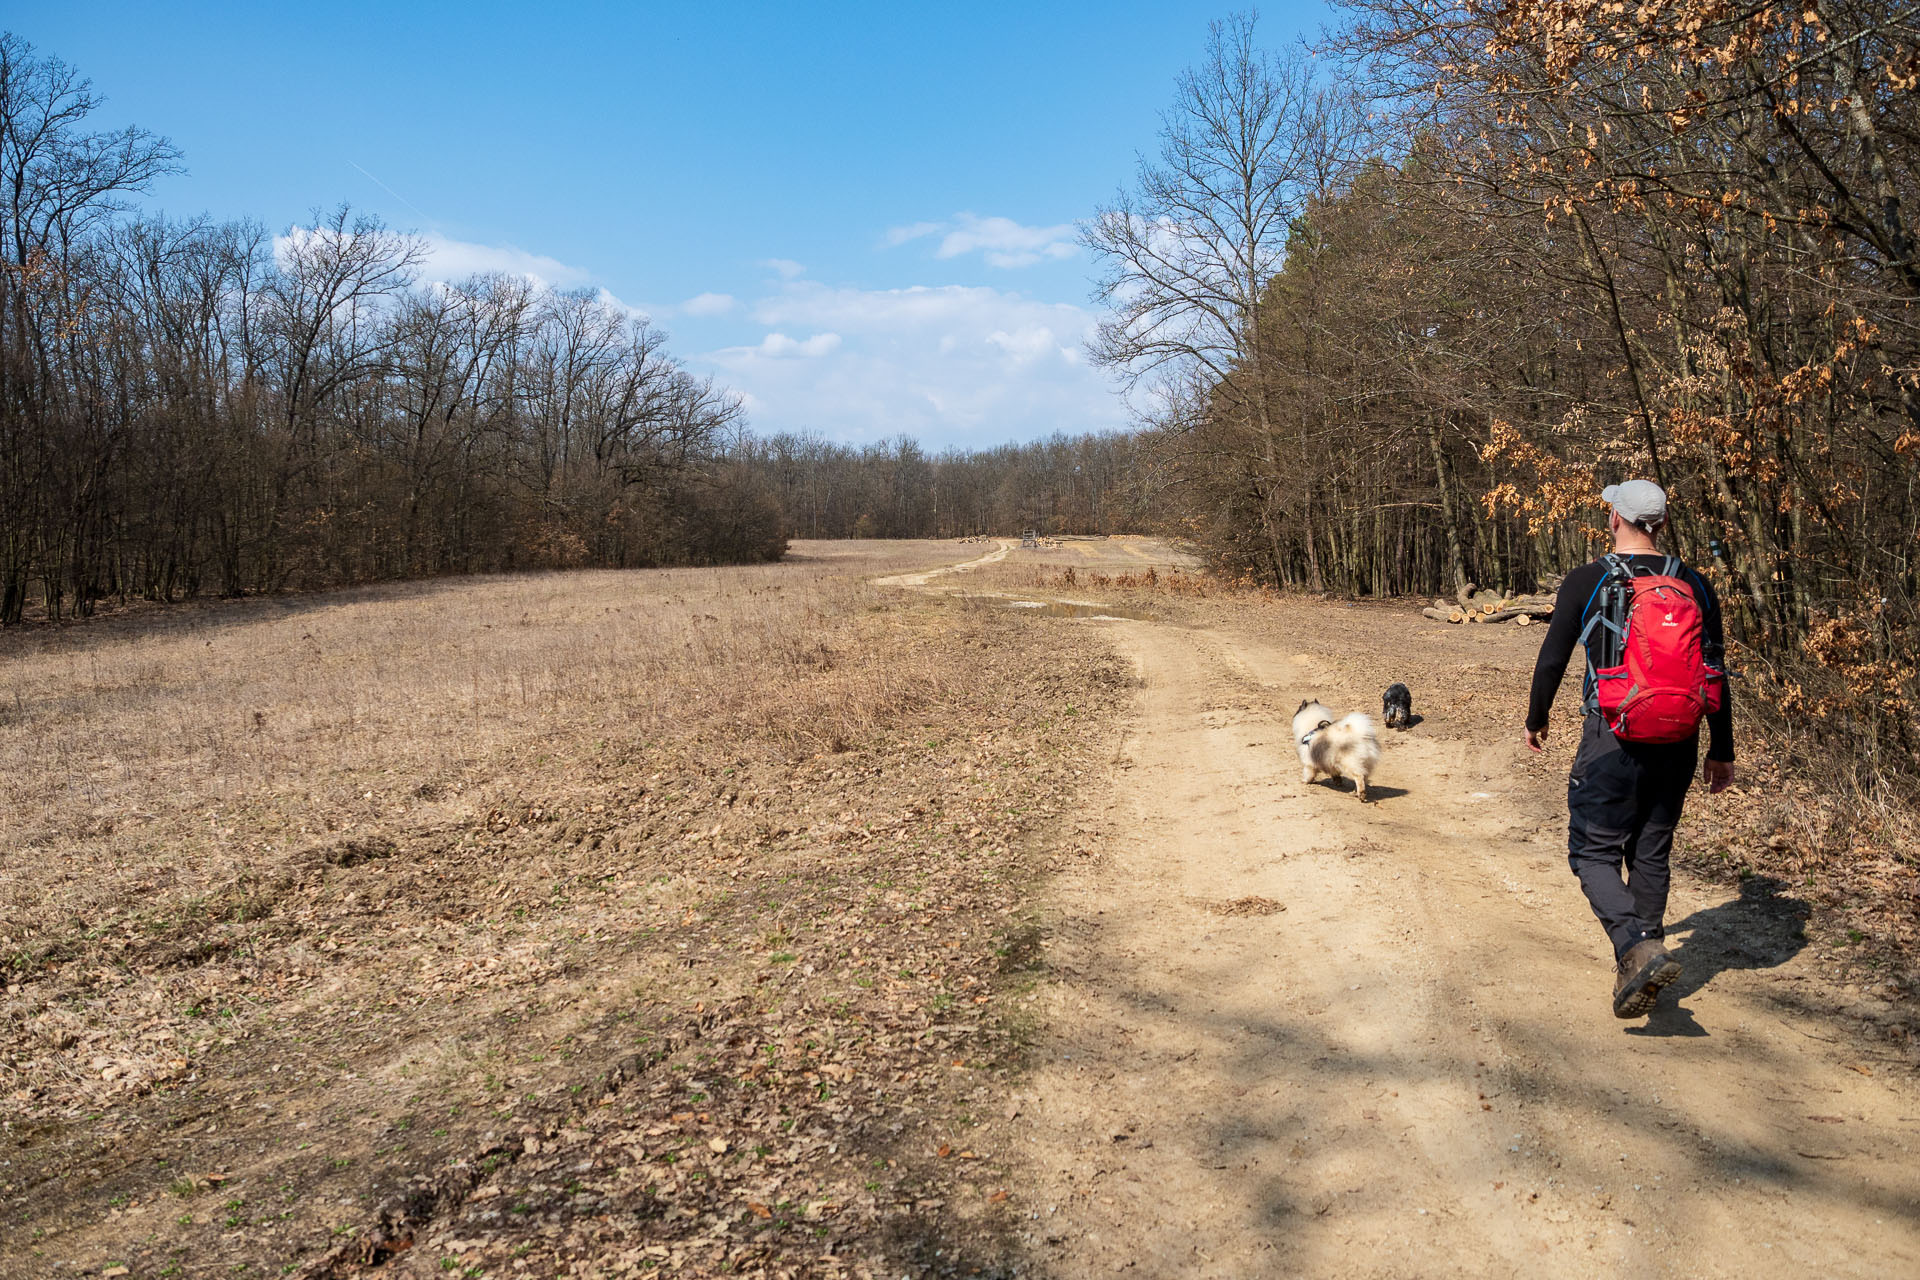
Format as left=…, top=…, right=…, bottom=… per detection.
left=1602, top=479, right=1667, bottom=526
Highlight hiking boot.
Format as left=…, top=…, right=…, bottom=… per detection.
left=1613, top=938, right=1682, bottom=1018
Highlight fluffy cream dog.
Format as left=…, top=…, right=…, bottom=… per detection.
left=1293, top=698, right=1381, bottom=800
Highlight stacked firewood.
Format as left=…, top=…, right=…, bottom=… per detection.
left=1420, top=576, right=1562, bottom=626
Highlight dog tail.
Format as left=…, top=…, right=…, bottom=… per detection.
left=1336, top=712, right=1378, bottom=742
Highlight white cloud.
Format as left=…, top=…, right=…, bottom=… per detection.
left=884, top=221, right=945, bottom=247
left=681, top=291, right=737, bottom=316
left=411, top=236, right=656, bottom=320
left=761, top=258, right=807, bottom=280
left=417, top=234, right=596, bottom=288
left=750, top=282, right=1086, bottom=337
left=595, top=287, right=653, bottom=324
left=986, top=325, right=1063, bottom=364
left=883, top=212, right=1079, bottom=268
left=699, top=280, right=1124, bottom=446
left=721, top=331, right=843, bottom=359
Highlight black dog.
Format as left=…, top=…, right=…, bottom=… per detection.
left=1382, top=683, right=1413, bottom=730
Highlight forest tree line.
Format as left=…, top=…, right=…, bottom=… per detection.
left=1085, top=5, right=1920, bottom=765
left=0, top=33, right=782, bottom=624
left=733, top=431, right=1168, bottom=539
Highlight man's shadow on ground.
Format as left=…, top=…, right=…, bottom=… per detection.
left=1628, top=874, right=1811, bottom=1038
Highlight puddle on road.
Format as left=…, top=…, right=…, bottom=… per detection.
left=951, top=595, right=1156, bottom=622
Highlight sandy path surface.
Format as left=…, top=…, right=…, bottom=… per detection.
left=957, top=598, right=1919, bottom=1277
left=872, top=539, right=1015, bottom=588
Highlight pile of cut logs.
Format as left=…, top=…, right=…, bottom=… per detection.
left=1421, top=579, right=1560, bottom=626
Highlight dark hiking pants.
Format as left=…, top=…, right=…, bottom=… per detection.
left=1567, top=715, right=1697, bottom=960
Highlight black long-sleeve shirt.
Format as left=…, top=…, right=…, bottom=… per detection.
left=1526, top=554, right=1734, bottom=762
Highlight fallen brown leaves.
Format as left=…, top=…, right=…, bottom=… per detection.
left=1208, top=896, right=1286, bottom=917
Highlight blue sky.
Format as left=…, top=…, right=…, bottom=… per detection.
left=16, top=1, right=1330, bottom=449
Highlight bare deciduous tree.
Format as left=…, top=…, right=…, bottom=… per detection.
left=1083, top=12, right=1361, bottom=587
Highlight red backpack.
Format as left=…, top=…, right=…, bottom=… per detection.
left=1580, top=554, right=1726, bottom=743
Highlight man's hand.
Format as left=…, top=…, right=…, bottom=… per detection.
left=1525, top=726, right=1548, bottom=752
left=1704, top=758, right=1735, bottom=794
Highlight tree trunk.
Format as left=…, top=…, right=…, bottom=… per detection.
left=1426, top=418, right=1472, bottom=606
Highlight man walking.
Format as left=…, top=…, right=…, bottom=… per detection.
left=1525, top=480, right=1735, bottom=1017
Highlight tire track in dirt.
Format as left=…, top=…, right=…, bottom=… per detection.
left=1001, top=612, right=1919, bottom=1278
left=872, top=540, right=1015, bottom=588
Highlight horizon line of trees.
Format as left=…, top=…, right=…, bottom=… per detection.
left=735, top=430, right=1170, bottom=540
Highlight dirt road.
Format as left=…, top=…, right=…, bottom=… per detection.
left=900, top=545, right=1919, bottom=1278
left=872, top=539, right=1014, bottom=588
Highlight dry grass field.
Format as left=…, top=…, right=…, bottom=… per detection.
left=1, top=541, right=1134, bottom=1277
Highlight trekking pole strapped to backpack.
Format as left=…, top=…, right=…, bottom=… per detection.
left=1578, top=554, right=1726, bottom=743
